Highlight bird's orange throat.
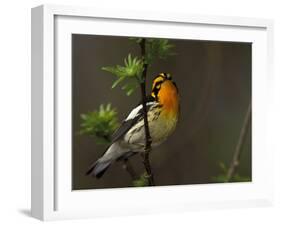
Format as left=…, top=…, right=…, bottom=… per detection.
left=158, top=81, right=179, bottom=116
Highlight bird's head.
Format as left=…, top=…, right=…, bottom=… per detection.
left=151, top=73, right=178, bottom=99
left=151, top=73, right=179, bottom=113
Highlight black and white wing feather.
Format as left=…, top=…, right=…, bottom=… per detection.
left=111, top=96, right=156, bottom=143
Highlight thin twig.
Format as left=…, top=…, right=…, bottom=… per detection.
left=122, top=158, right=138, bottom=180
left=226, top=103, right=251, bottom=182
left=139, top=38, right=155, bottom=186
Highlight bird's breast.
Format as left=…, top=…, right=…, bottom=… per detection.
left=158, top=80, right=179, bottom=116
left=149, top=109, right=179, bottom=146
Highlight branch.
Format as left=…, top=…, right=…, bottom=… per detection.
left=226, top=103, right=251, bottom=182
left=122, top=158, right=138, bottom=181
left=139, top=38, right=155, bottom=186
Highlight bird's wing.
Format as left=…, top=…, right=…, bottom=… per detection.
left=111, top=96, right=156, bottom=143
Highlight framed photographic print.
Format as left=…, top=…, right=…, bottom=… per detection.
left=31, top=4, right=274, bottom=221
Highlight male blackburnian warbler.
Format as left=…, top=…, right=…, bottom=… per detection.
left=86, top=73, right=180, bottom=178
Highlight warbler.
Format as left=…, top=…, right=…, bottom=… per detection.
left=86, top=73, right=180, bottom=178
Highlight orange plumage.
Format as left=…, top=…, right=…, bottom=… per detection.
left=158, top=80, right=179, bottom=115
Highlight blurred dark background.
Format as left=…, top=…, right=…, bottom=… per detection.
left=72, top=34, right=251, bottom=190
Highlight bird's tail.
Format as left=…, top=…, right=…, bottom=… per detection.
left=86, top=142, right=128, bottom=178
left=85, top=159, right=111, bottom=178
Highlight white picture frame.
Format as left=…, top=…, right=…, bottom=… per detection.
left=31, top=4, right=274, bottom=221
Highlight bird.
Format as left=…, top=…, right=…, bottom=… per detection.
left=86, top=72, right=180, bottom=178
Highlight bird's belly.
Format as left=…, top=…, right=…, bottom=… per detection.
left=123, top=112, right=178, bottom=149
left=150, top=115, right=177, bottom=146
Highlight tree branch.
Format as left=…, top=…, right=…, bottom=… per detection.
left=122, top=158, right=138, bottom=181
left=226, top=103, right=251, bottom=182
left=139, top=38, right=155, bottom=186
